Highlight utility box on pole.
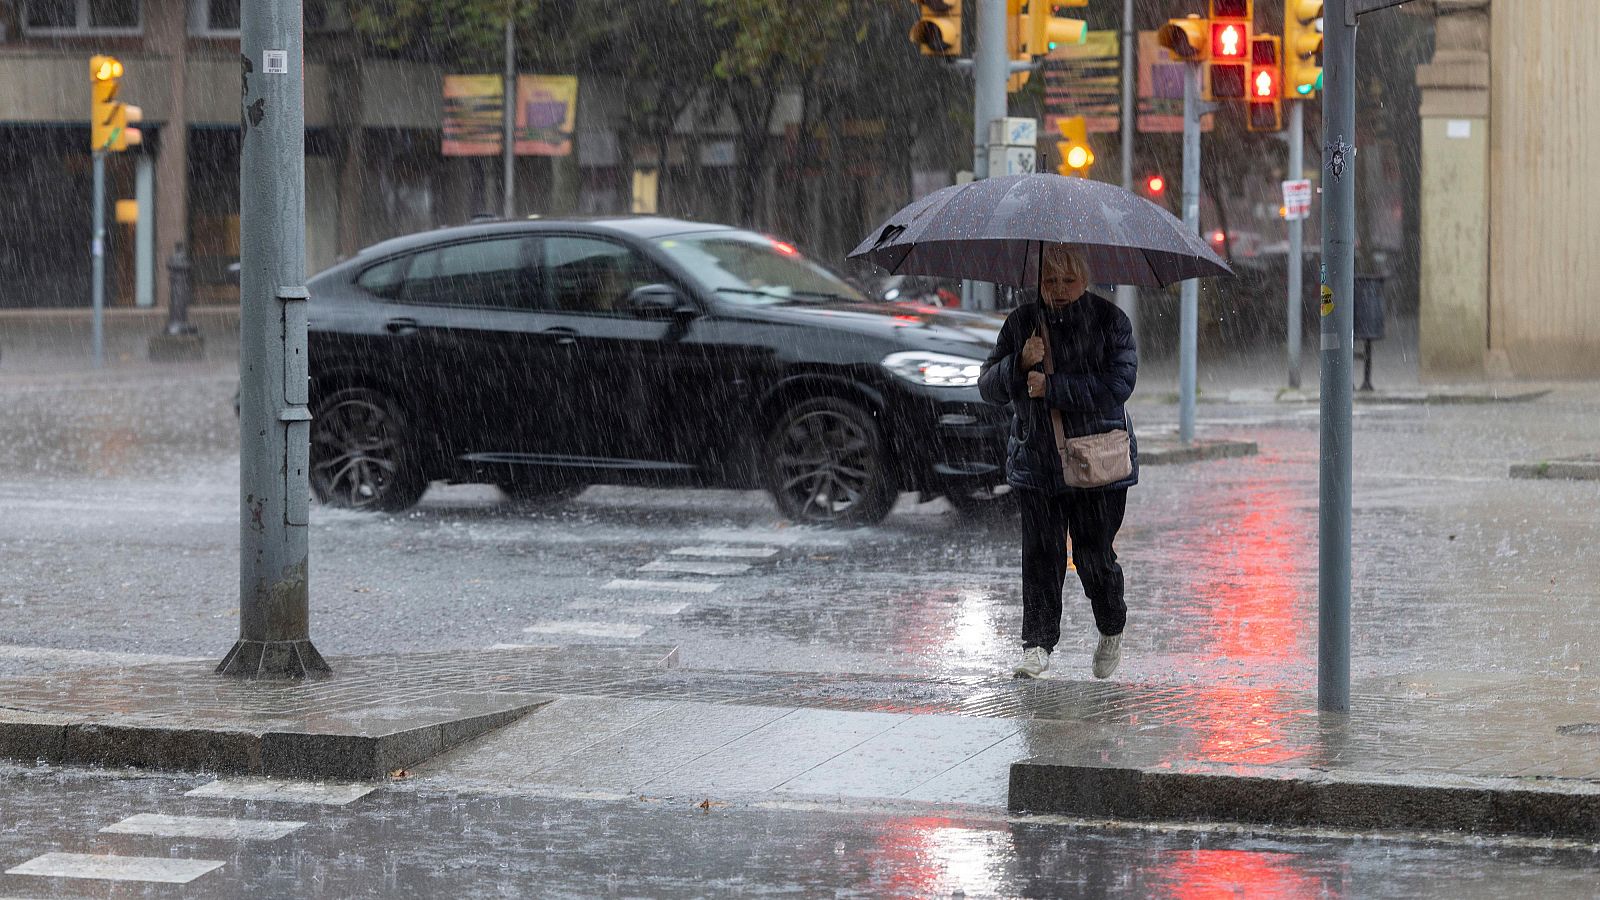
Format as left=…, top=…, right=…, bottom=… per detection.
left=987, top=116, right=1039, bottom=178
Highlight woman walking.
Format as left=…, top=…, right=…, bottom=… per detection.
left=978, top=245, right=1138, bottom=680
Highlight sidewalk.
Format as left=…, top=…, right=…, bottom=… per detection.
left=3, top=649, right=1596, bottom=840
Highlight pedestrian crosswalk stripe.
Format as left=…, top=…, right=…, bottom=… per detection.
left=604, top=578, right=720, bottom=594
left=100, top=814, right=306, bottom=841
left=186, top=778, right=374, bottom=806
left=522, top=621, right=651, bottom=639
left=565, top=598, right=688, bottom=615
left=669, top=545, right=780, bottom=559
left=5, top=853, right=224, bottom=884
left=639, top=560, right=751, bottom=576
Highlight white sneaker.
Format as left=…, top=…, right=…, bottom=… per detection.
left=1092, top=633, right=1123, bottom=679
left=1013, top=646, right=1050, bottom=679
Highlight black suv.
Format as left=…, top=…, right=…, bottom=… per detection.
left=306, top=217, right=1010, bottom=526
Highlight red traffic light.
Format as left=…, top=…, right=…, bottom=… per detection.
left=1145, top=174, right=1165, bottom=195
left=1253, top=67, right=1278, bottom=98
left=1212, top=22, right=1247, bottom=59
left=1210, top=230, right=1226, bottom=245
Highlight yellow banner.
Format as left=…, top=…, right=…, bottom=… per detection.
left=442, top=74, right=577, bottom=157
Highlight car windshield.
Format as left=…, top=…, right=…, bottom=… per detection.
left=652, top=231, right=868, bottom=305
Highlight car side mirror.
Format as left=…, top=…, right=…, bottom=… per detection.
left=623, top=283, right=692, bottom=318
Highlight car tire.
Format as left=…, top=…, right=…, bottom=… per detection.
left=945, top=482, right=1017, bottom=522
left=499, top=478, right=586, bottom=507
left=309, top=386, right=428, bottom=513
left=765, top=396, right=897, bottom=527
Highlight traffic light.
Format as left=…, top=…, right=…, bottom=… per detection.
left=89, top=54, right=141, bottom=152
left=1157, top=15, right=1209, bottom=61
left=1247, top=35, right=1282, bottom=132
left=1021, top=1, right=1088, bottom=57
left=1205, top=1, right=1250, bottom=100
left=1144, top=174, right=1166, bottom=197
left=1284, top=0, right=1324, bottom=97
left=910, top=0, right=962, bottom=57
left=1055, top=116, right=1093, bottom=178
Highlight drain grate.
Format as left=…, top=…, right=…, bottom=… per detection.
left=1556, top=722, right=1600, bottom=737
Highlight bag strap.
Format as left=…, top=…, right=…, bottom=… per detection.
left=1034, top=306, right=1071, bottom=456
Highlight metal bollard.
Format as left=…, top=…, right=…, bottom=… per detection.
left=166, top=243, right=198, bottom=336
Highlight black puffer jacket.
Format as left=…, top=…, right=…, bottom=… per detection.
left=978, top=294, right=1139, bottom=494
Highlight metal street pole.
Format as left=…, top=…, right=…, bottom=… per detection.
left=1178, top=61, right=1201, bottom=446
left=221, top=0, right=330, bottom=679
left=91, top=152, right=105, bottom=369
left=1318, top=0, right=1357, bottom=713
left=1287, top=99, right=1304, bottom=390
left=501, top=12, right=516, bottom=219
left=966, top=0, right=1006, bottom=312
left=1115, top=0, right=1138, bottom=334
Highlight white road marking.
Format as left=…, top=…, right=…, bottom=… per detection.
left=669, top=545, right=780, bottom=559
left=639, top=560, right=751, bottom=576
left=0, top=645, right=204, bottom=666
left=6, top=853, right=224, bottom=884
left=186, top=778, right=374, bottom=806
left=604, top=579, right=720, bottom=594
left=565, top=598, right=689, bottom=615
left=100, top=814, right=306, bottom=841
left=522, top=621, right=652, bottom=639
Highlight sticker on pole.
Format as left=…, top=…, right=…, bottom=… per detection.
left=264, top=50, right=288, bottom=74
left=1320, top=284, right=1334, bottom=317
left=1282, top=179, right=1312, bottom=221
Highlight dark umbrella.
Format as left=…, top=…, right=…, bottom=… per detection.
left=848, top=173, right=1231, bottom=288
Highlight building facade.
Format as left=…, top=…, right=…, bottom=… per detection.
left=1418, top=0, right=1600, bottom=378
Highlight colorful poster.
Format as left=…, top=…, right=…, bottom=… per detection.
left=1137, top=32, right=1214, bottom=134
left=1043, top=30, right=1120, bottom=135
left=442, top=74, right=578, bottom=157
left=514, top=75, right=577, bottom=157
left=442, top=75, right=503, bottom=156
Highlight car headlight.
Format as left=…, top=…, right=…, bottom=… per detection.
left=882, top=351, right=984, bottom=388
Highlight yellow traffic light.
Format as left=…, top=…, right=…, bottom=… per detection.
left=90, top=54, right=122, bottom=152
left=1055, top=116, right=1093, bottom=177
left=1021, top=1, right=1087, bottom=57
left=1284, top=0, right=1324, bottom=97
left=910, top=0, right=962, bottom=57
left=1158, top=15, right=1209, bottom=61
left=89, top=54, right=140, bottom=152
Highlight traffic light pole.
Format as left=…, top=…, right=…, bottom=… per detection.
left=1178, top=61, right=1202, bottom=446
left=1287, top=98, right=1304, bottom=390
left=90, top=152, right=105, bottom=369
left=965, top=0, right=1006, bottom=312
left=220, top=0, right=330, bottom=679
left=1115, top=0, right=1138, bottom=334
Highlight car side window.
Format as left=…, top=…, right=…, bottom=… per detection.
left=355, top=257, right=406, bottom=299
left=543, top=236, right=670, bottom=315
left=398, top=237, right=538, bottom=310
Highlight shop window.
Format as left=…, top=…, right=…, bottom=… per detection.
left=24, top=0, right=140, bottom=33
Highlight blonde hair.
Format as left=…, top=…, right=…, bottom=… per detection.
left=1042, top=245, right=1092, bottom=287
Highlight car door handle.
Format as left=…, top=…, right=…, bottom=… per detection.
left=542, top=327, right=579, bottom=347
left=385, top=317, right=419, bottom=336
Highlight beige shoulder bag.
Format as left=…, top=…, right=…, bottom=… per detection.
left=1036, top=314, right=1133, bottom=489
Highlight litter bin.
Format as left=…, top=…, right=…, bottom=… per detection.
left=1353, top=274, right=1386, bottom=390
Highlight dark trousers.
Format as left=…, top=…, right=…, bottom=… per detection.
left=1018, top=487, right=1127, bottom=650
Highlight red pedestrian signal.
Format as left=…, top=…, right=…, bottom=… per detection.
left=1247, top=35, right=1283, bottom=131
left=1211, top=22, right=1247, bottom=59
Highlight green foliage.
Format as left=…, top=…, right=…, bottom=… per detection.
left=349, top=0, right=540, bottom=66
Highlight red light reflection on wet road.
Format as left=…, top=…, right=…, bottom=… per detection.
left=1151, top=848, right=1337, bottom=900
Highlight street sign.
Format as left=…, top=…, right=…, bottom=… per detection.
left=1282, top=178, right=1312, bottom=220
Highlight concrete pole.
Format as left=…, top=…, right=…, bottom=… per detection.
left=501, top=12, right=516, bottom=219
left=1318, top=0, right=1357, bottom=713
left=221, top=0, right=330, bottom=679
left=1115, top=0, right=1138, bottom=333
left=91, top=153, right=106, bottom=369
left=135, top=152, right=155, bottom=308
left=967, top=0, right=1007, bottom=311
left=1287, top=99, right=1304, bottom=389
left=1178, top=61, right=1201, bottom=446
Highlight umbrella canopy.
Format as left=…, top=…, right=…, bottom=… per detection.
left=849, top=173, right=1232, bottom=288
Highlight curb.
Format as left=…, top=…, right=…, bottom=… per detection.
left=1510, top=458, right=1600, bottom=481
left=1008, top=762, right=1600, bottom=841
left=0, top=693, right=553, bottom=780
left=1139, top=439, right=1258, bottom=466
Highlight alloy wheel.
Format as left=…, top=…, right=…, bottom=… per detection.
left=310, top=393, right=405, bottom=510
left=773, top=408, right=879, bottom=523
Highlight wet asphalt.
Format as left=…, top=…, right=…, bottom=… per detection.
left=3, top=763, right=1600, bottom=899
left=4, top=362, right=1600, bottom=895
